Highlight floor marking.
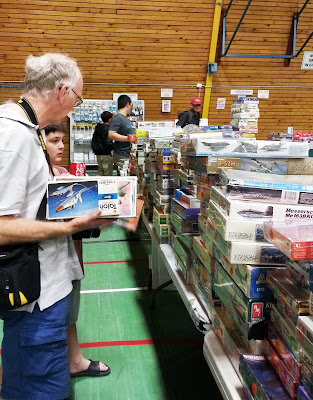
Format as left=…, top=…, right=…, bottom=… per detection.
left=84, top=257, right=148, bottom=265
left=84, top=238, right=151, bottom=244
left=79, top=338, right=204, bottom=348
left=81, top=287, right=148, bottom=294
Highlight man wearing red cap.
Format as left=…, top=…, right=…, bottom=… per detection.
left=176, top=97, right=202, bottom=128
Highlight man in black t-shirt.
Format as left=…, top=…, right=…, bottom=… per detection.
left=91, top=111, right=113, bottom=175
left=176, top=97, right=202, bottom=128
left=108, top=95, right=136, bottom=173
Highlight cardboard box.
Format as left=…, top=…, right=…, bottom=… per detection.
left=182, top=137, right=309, bottom=157
left=175, top=252, right=191, bottom=284
left=264, top=221, right=313, bottom=260
left=213, top=261, right=275, bottom=327
left=192, top=236, right=213, bottom=274
left=213, top=245, right=279, bottom=299
left=171, top=198, right=199, bottom=222
left=153, top=207, right=170, bottom=225
left=266, top=269, right=310, bottom=315
left=173, top=236, right=190, bottom=268
left=267, top=323, right=301, bottom=383
left=271, top=306, right=301, bottom=360
left=220, top=169, right=313, bottom=205
left=170, top=210, right=199, bottom=234
left=212, top=226, right=286, bottom=265
left=210, top=185, right=313, bottom=221
left=239, top=355, right=291, bottom=400
left=175, top=188, right=200, bottom=208
left=47, top=176, right=137, bottom=219
left=209, top=200, right=267, bottom=242
left=212, top=308, right=249, bottom=376
left=263, top=339, right=298, bottom=399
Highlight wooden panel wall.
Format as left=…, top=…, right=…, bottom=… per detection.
left=0, top=0, right=313, bottom=151
left=209, top=0, right=313, bottom=138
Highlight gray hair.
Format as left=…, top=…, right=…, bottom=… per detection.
left=23, top=53, right=82, bottom=101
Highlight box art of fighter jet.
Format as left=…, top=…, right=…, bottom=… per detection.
left=210, top=186, right=313, bottom=221
left=46, top=176, right=137, bottom=219
left=208, top=200, right=268, bottom=242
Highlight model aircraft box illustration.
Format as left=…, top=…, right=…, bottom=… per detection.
left=208, top=199, right=267, bottom=242
left=239, top=355, right=292, bottom=400
left=220, top=170, right=313, bottom=206
left=182, top=137, right=309, bottom=157
left=210, top=185, right=313, bottom=221
left=46, top=177, right=137, bottom=219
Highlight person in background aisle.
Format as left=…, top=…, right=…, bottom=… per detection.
left=0, top=52, right=111, bottom=400
left=45, top=122, right=111, bottom=378
left=176, top=96, right=202, bottom=128
left=91, top=111, right=114, bottom=176
left=108, top=94, right=136, bottom=173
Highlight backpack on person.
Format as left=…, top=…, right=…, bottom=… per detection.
left=91, top=123, right=110, bottom=155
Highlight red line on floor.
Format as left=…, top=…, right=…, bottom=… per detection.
left=79, top=338, right=203, bottom=348
left=84, top=258, right=148, bottom=265
left=0, top=338, right=202, bottom=354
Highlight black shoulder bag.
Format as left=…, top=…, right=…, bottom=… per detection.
left=0, top=99, right=54, bottom=311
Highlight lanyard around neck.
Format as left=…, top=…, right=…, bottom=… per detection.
left=17, top=99, right=54, bottom=177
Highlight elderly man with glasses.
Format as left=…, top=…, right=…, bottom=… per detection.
left=0, top=52, right=110, bottom=400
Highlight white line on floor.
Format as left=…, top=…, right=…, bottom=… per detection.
left=81, top=287, right=148, bottom=294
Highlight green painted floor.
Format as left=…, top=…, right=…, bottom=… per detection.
left=71, top=220, right=223, bottom=400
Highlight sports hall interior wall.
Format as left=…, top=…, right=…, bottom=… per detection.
left=0, top=0, right=312, bottom=167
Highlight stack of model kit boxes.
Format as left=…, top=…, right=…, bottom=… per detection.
left=222, top=171, right=313, bottom=400
left=230, top=96, right=259, bottom=137
left=171, top=189, right=200, bottom=283
left=263, top=220, right=313, bottom=399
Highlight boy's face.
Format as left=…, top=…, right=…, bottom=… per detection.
left=46, top=131, right=65, bottom=165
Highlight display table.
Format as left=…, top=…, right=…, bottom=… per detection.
left=141, top=213, right=244, bottom=400
left=203, top=331, right=245, bottom=400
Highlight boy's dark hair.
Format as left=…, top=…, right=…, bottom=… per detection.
left=45, top=123, right=66, bottom=135
left=101, top=111, right=113, bottom=123
left=118, top=95, right=131, bottom=110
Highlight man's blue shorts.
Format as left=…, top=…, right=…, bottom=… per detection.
left=0, top=295, right=71, bottom=400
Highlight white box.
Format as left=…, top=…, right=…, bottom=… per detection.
left=210, top=186, right=313, bottom=221
left=47, top=176, right=137, bottom=219
left=208, top=200, right=266, bottom=242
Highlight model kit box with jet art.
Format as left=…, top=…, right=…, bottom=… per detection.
left=210, top=185, right=313, bottom=222
left=181, top=137, right=309, bottom=157
left=208, top=199, right=267, bottom=242
left=46, top=176, right=137, bottom=219
left=220, top=169, right=313, bottom=205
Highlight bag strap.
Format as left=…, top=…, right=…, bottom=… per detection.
left=17, top=99, right=54, bottom=177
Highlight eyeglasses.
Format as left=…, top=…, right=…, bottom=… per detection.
left=72, top=88, right=83, bottom=107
